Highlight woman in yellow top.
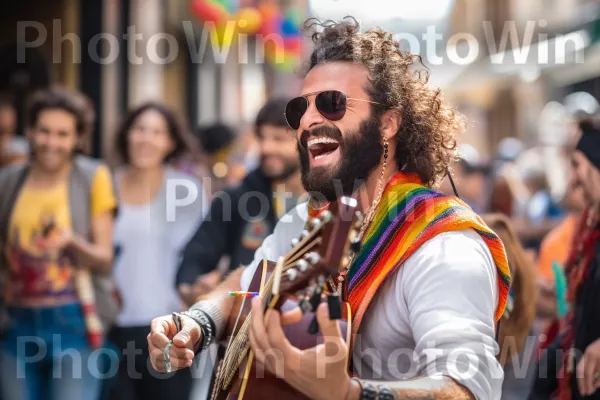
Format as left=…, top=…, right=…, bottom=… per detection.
left=0, top=88, right=116, bottom=400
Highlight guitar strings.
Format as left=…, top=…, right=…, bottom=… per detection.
left=217, top=224, right=324, bottom=390
left=283, top=238, right=321, bottom=266
left=217, top=210, right=359, bottom=395
left=284, top=225, right=321, bottom=260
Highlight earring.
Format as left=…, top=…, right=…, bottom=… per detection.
left=378, top=136, right=388, bottom=191
left=383, top=137, right=388, bottom=161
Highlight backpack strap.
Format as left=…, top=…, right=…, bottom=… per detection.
left=70, top=156, right=121, bottom=342
left=69, top=156, right=119, bottom=238
left=69, top=155, right=101, bottom=239
left=0, top=164, right=29, bottom=245
left=0, top=164, right=29, bottom=272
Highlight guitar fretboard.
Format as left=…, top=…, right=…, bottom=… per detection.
left=216, top=234, right=323, bottom=391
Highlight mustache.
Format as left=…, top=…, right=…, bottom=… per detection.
left=299, top=126, right=343, bottom=149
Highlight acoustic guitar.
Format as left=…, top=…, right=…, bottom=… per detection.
left=210, top=196, right=362, bottom=400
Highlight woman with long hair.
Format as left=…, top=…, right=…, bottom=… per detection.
left=483, top=213, right=538, bottom=399
left=104, top=102, right=207, bottom=400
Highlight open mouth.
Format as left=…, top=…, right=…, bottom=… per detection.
left=307, top=137, right=340, bottom=160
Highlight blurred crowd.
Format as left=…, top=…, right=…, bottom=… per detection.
left=0, top=81, right=599, bottom=400
left=0, top=86, right=307, bottom=400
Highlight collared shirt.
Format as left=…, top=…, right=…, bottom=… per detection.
left=240, top=203, right=503, bottom=400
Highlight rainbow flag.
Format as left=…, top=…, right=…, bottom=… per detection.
left=335, top=172, right=511, bottom=338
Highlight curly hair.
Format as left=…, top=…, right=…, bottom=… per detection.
left=303, top=18, right=465, bottom=187
left=27, top=86, right=95, bottom=137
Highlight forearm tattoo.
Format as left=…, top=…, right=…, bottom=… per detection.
left=356, top=377, right=474, bottom=400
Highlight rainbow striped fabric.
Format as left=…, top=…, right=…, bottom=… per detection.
left=343, top=172, right=511, bottom=338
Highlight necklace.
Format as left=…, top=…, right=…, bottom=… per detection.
left=329, top=149, right=389, bottom=296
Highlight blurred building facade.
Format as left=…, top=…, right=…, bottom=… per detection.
left=1, top=0, right=307, bottom=159
left=446, top=0, right=600, bottom=157
left=3, top=0, right=599, bottom=164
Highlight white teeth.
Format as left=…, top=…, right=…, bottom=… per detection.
left=307, top=137, right=339, bottom=147
left=314, top=151, right=334, bottom=160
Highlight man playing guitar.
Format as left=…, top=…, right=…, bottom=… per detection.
left=148, top=19, right=510, bottom=400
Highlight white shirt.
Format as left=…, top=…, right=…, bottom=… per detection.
left=240, top=203, right=503, bottom=400
left=113, top=168, right=208, bottom=327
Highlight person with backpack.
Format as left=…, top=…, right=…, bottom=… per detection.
left=0, top=87, right=117, bottom=400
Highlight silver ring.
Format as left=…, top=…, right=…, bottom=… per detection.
left=163, top=341, right=173, bottom=373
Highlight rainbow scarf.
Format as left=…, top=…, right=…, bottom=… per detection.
left=310, top=172, right=511, bottom=339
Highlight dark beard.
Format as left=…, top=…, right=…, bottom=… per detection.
left=297, top=118, right=383, bottom=202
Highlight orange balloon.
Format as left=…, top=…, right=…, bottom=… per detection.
left=236, top=7, right=262, bottom=34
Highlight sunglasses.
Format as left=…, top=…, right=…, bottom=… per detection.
left=284, top=90, right=384, bottom=130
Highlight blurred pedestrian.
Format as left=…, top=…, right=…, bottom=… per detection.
left=536, top=181, right=585, bottom=282
left=483, top=214, right=537, bottom=399
left=536, top=122, right=588, bottom=351
left=440, top=144, right=490, bottom=213
left=104, top=102, right=206, bottom=400
left=530, top=118, right=600, bottom=399
left=0, top=93, right=28, bottom=167
left=176, top=98, right=304, bottom=305
left=537, top=118, right=587, bottom=280
left=489, top=163, right=530, bottom=219
left=0, top=87, right=117, bottom=400
left=176, top=123, right=236, bottom=198
left=224, top=125, right=260, bottom=186
left=519, top=166, right=564, bottom=250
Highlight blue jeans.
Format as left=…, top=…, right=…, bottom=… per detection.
left=0, top=303, right=101, bottom=400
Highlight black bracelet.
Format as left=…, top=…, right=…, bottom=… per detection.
left=196, top=309, right=216, bottom=344
left=189, top=301, right=226, bottom=339
left=177, top=309, right=215, bottom=351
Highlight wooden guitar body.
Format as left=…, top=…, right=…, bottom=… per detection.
left=212, top=260, right=352, bottom=400
left=211, top=196, right=361, bottom=400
